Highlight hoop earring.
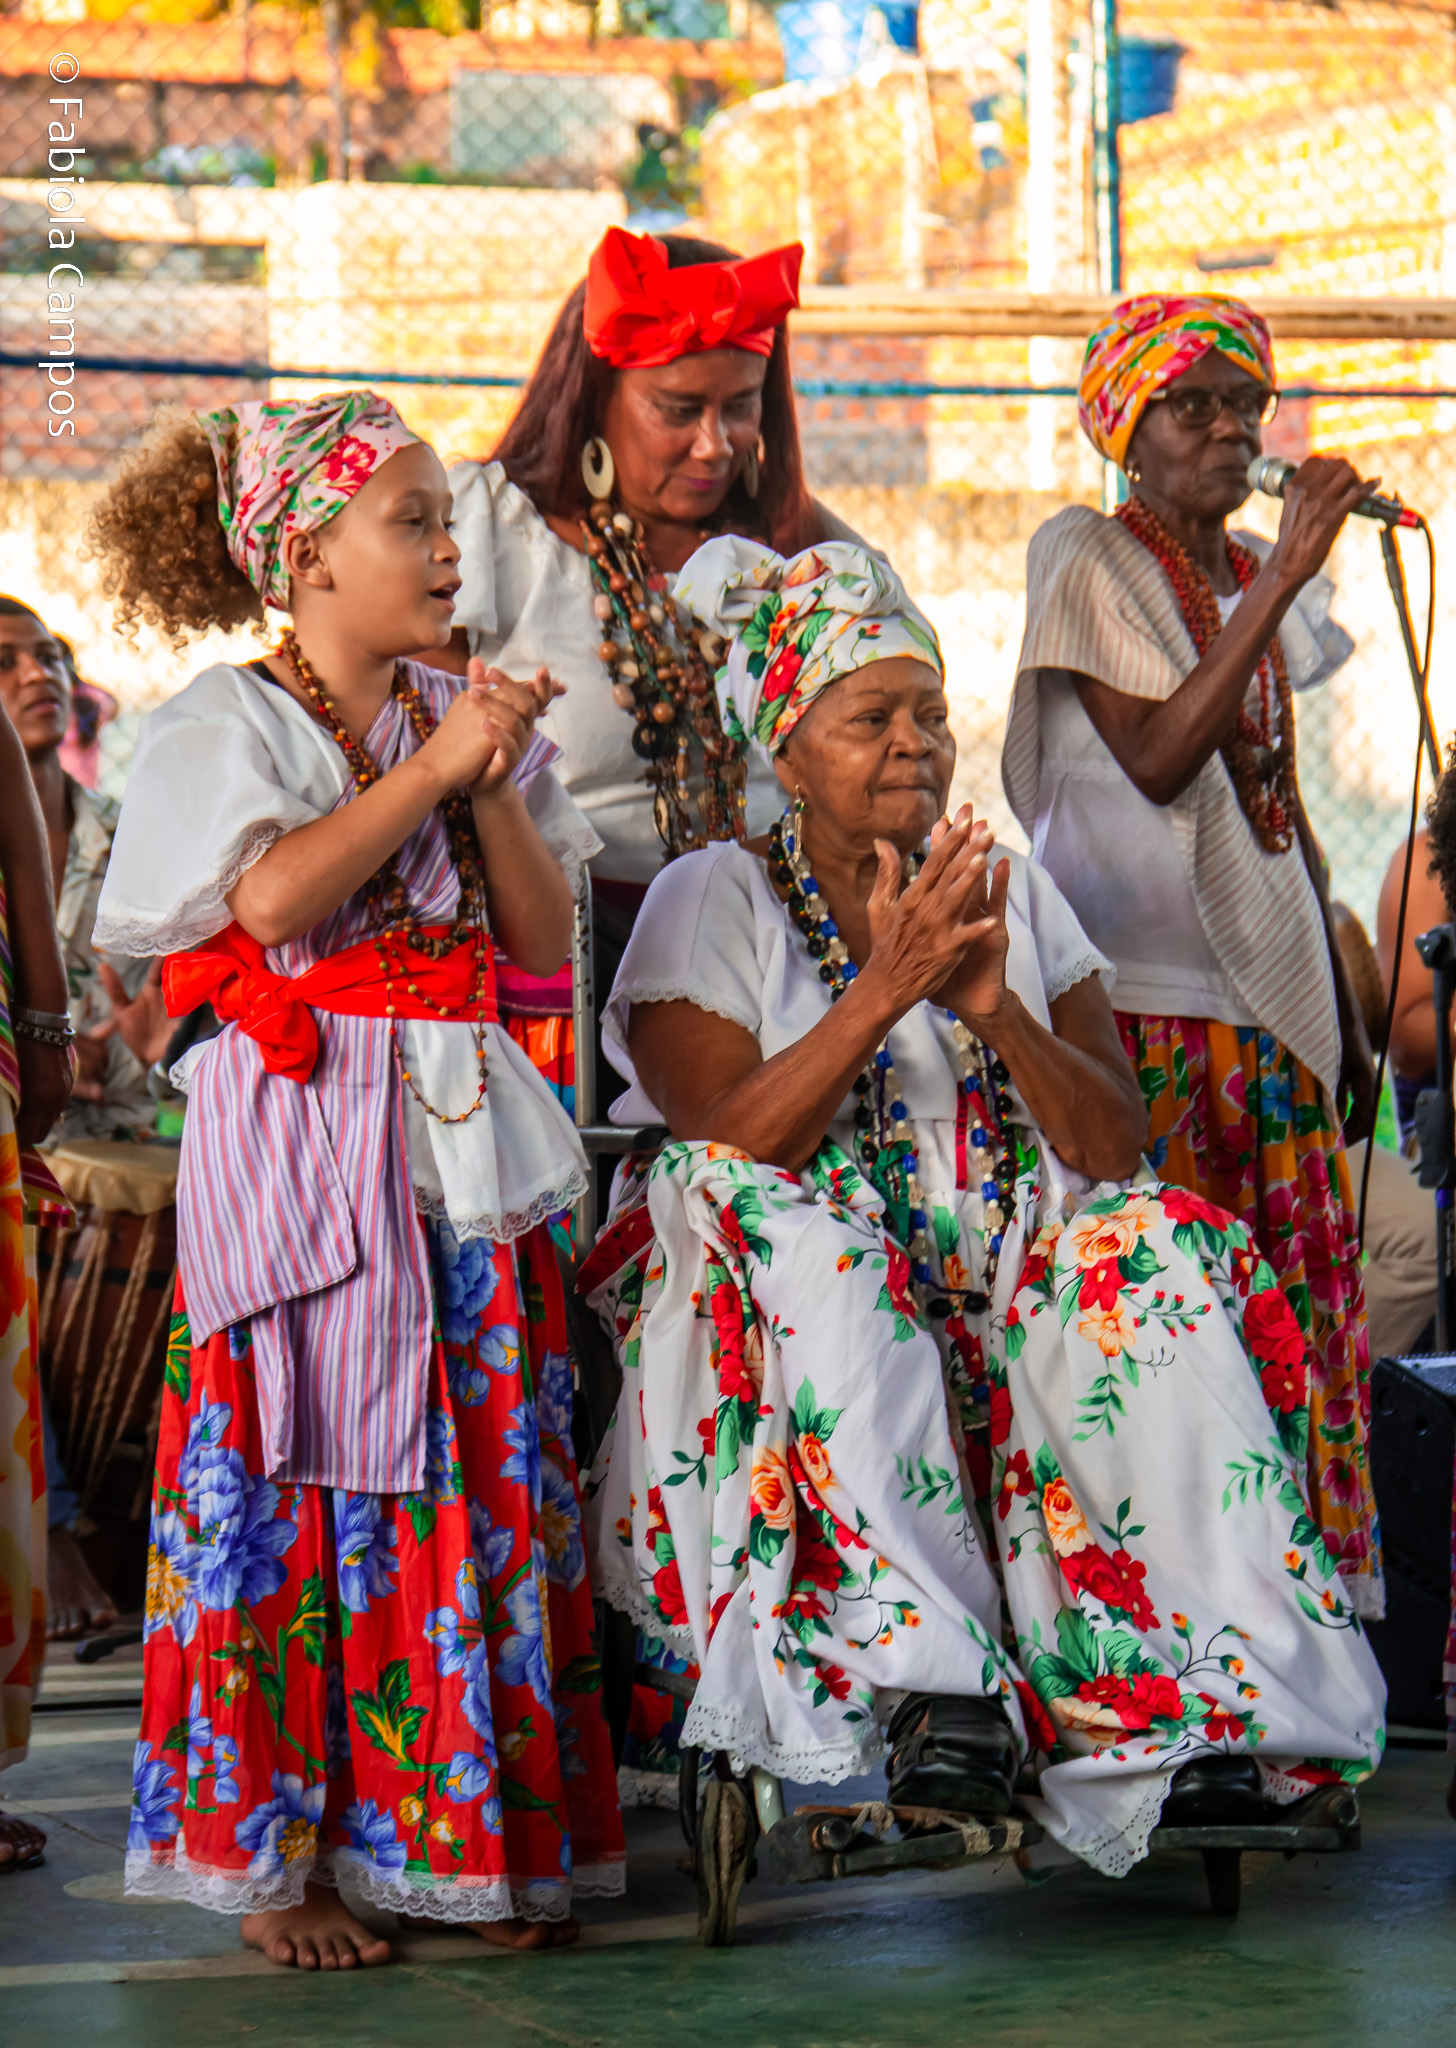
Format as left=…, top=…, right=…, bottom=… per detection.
left=581, top=436, right=615, bottom=502
left=742, top=440, right=761, bottom=499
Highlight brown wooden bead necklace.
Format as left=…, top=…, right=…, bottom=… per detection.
left=581, top=500, right=748, bottom=861
left=1115, top=495, right=1296, bottom=854
left=277, top=628, right=494, bottom=1125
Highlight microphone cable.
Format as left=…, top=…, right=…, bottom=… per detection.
left=1357, top=511, right=1437, bottom=1254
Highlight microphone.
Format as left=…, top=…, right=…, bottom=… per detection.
left=1248, top=454, right=1419, bottom=529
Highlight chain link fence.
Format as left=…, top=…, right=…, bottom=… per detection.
left=1, top=0, right=1452, bottom=926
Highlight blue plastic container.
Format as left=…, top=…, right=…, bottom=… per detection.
left=875, top=1, right=920, bottom=51
left=1118, top=37, right=1185, bottom=124
left=776, top=0, right=871, bottom=82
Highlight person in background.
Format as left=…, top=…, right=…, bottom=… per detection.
left=1005, top=293, right=1383, bottom=1617
left=442, top=227, right=876, bottom=1118
left=0, top=598, right=170, bottom=1142
left=1376, top=826, right=1447, bottom=1150
left=1333, top=898, right=1436, bottom=1359
left=56, top=637, right=119, bottom=792
left=1404, top=756, right=1456, bottom=1815
left=0, top=598, right=176, bottom=1640
left=0, top=697, right=75, bottom=1870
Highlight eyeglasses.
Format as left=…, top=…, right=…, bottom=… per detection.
left=1148, top=385, right=1280, bottom=431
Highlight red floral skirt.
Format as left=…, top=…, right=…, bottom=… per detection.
left=127, top=1218, right=624, bottom=1922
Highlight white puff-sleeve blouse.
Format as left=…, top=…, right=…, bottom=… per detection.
left=601, top=841, right=1112, bottom=1244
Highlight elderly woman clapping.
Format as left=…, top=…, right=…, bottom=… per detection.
left=582, top=539, right=1383, bottom=1892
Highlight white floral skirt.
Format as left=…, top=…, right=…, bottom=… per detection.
left=583, top=1142, right=1387, bottom=1876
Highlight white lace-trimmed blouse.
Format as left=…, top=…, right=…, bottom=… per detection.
left=601, top=840, right=1112, bottom=1283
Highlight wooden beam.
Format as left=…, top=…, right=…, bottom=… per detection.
left=793, top=290, right=1456, bottom=342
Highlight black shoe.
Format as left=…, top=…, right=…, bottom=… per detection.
left=1160, top=1754, right=1266, bottom=1827
left=886, top=1694, right=1018, bottom=1817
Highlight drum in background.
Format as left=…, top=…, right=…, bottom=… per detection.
left=36, top=1139, right=179, bottom=1614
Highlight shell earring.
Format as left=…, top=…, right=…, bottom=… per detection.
left=581, top=436, right=615, bottom=502
left=742, top=440, right=762, bottom=499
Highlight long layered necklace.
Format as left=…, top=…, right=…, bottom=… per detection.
left=277, top=629, right=493, bottom=1125
left=583, top=500, right=747, bottom=860
left=1116, top=494, right=1296, bottom=853
left=769, top=806, right=1018, bottom=1303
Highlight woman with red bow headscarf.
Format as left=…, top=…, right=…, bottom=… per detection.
left=443, top=228, right=876, bottom=1128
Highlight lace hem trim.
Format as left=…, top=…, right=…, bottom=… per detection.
left=1042, top=954, right=1113, bottom=1004
left=1343, top=1567, right=1386, bottom=1622
left=618, top=1765, right=694, bottom=1812
left=603, top=981, right=759, bottom=1051
left=1032, top=1763, right=1174, bottom=1880
left=680, top=1697, right=885, bottom=1787
left=93, top=822, right=284, bottom=959
left=411, top=1167, right=588, bottom=1246
left=594, top=1564, right=697, bottom=1649
left=124, top=1847, right=624, bottom=1922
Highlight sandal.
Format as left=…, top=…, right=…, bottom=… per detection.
left=886, top=1695, right=1018, bottom=1817
left=0, top=1811, right=45, bottom=1871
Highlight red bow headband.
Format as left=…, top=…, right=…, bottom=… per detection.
left=583, top=226, right=804, bottom=370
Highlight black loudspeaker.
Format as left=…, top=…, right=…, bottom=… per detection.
left=1364, top=1355, right=1456, bottom=1729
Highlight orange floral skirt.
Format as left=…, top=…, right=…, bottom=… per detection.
left=1117, top=1013, right=1381, bottom=1618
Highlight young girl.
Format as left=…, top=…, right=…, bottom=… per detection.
left=90, top=392, right=623, bottom=1968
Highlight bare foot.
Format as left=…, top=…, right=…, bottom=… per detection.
left=0, top=1811, right=46, bottom=1869
left=473, top=1914, right=580, bottom=1950
left=241, top=1882, right=392, bottom=1969
left=46, top=1525, right=119, bottom=1640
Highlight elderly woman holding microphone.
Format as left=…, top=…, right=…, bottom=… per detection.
left=580, top=536, right=1384, bottom=1899
left=1005, top=295, right=1383, bottom=1617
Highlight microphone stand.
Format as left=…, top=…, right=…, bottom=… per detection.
left=1355, top=509, right=1438, bottom=1256
left=1379, top=522, right=1441, bottom=781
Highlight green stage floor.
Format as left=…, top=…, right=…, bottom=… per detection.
left=3, top=1656, right=1454, bottom=2048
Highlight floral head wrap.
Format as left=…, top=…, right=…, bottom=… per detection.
left=674, top=536, right=943, bottom=766
left=1077, top=293, right=1275, bottom=468
left=583, top=226, right=803, bottom=369
left=198, top=390, right=422, bottom=609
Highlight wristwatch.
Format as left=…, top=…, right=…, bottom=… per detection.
left=13, top=1006, right=75, bottom=1049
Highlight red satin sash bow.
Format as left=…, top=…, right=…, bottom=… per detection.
left=163, top=922, right=498, bottom=1085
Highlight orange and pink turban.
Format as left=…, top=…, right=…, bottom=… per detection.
left=1077, top=293, right=1275, bottom=469
left=583, top=225, right=803, bottom=370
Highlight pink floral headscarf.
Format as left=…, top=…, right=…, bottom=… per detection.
left=198, top=391, right=421, bottom=609
left=1077, top=294, right=1275, bottom=469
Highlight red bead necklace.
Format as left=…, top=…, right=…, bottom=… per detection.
left=1115, top=496, right=1296, bottom=854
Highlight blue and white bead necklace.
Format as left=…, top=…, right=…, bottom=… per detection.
left=768, top=803, right=1017, bottom=1299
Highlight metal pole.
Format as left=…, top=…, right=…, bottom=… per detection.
left=570, top=879, right=597, bottom=1257
left=1089, top=0, right=1121, bottom=296
left=1090, top=0, right=1122, bottom=512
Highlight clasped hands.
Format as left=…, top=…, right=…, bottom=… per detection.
left=864, top=804, right=1014, bottom=1034
left=420, top=659, right=564, bottom=801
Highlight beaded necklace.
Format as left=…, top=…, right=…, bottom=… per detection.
left=1115, top=494, right=1296, bottom=853
left=276, top=629, right=492, bottom=1126
left=768, top=806, right=1018, bottom=1302
left=582, top=500, right=748, bottom=860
